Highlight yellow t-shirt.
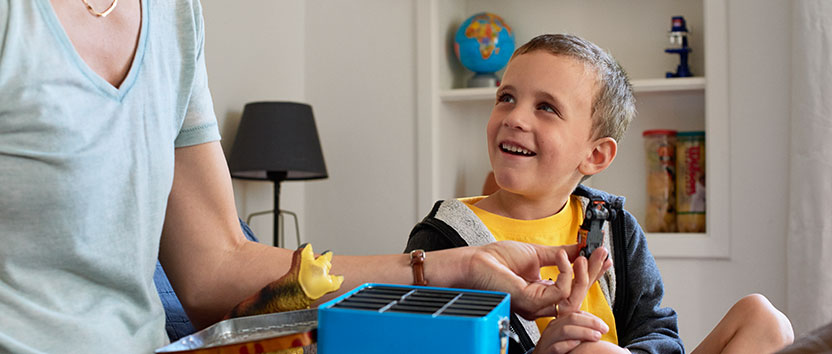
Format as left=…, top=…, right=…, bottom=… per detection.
left=461, top=196, right=618, bottom=345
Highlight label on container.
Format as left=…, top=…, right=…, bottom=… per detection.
left=676, top=132, right=706, bottom=232
left=642, top=130, right=677, bottom=233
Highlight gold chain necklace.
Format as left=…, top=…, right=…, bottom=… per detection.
left=80, top=0, right=119, bottom=17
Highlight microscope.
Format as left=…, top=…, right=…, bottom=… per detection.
left=665, top=16, right=693, bottom=78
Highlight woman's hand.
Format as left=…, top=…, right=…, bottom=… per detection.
left=461, top=241, right=611, bottom=319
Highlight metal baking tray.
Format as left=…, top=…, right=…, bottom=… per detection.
left=156, top=308, right=317, bottom=354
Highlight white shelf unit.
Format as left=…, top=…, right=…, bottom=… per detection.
left=440, top=77, right=706, bottom=102
left=416, top=0, right=729, bottom=259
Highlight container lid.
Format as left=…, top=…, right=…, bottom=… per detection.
left=642, top=129, right=677, bottom=137
left=677, top=131, right=705, bottom=137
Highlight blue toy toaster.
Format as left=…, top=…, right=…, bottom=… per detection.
left=318, top=283, right=512, bottom=354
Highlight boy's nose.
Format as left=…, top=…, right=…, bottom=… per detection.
left=503, top=108, right=531, bottom=131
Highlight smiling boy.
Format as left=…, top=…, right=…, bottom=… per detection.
left=406, top=34, right=792, bottom=354
left=406, top=33, right=673, bottom=353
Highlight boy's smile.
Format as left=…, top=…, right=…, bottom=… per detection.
left=499, top=141, right=536, bottom=156
left=485, top=50, right=601, bottom=216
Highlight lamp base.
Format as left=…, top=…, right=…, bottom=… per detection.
left=245, top=209, right=301, bottom=248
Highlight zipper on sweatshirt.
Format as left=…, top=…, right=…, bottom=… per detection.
left=611, top=200, right=628, bottom=331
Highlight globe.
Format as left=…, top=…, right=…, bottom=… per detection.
left=454, top=12, right=515, bottom=87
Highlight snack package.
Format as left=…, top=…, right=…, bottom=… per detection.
left=643, top=130, right=677, bottom=232
left=676, top=131, right=706, bottom=232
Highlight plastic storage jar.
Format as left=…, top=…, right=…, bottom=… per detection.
left=642, top=130, right=677, bottom=232
left=676, top=131, right=706, bottom=232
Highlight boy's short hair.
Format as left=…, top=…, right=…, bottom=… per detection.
left=512, top=34, right=636, bottom=143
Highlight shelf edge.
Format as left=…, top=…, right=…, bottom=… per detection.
left=634, top=77, right=706, bottom=93
left=439, top=87, right=496, bottom=102
left=439, top=77, right=706, bottom=102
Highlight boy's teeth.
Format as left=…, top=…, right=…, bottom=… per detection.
left=501, top=143, right=534, bottom=156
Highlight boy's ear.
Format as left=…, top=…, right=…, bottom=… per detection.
left=578, top=137, right=617, bottom=176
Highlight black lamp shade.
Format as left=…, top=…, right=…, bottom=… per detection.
left=229, top=102, right=328, bottom=182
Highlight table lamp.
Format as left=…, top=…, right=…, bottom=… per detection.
left=228, top=101, right=328, bottom=247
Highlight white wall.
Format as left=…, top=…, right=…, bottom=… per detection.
left=203, top=0, right=793, bottom=348
left=202, top=0, right=307, bottom=247
left=303, top=0, right=419, bottom=256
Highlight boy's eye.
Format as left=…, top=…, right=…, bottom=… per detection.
left=538, top=103, right=560, bottom=117
left=496, top=93, right=515, bottom=104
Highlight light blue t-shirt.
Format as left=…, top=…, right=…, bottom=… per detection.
left=0, top=0, right=220, bottom=352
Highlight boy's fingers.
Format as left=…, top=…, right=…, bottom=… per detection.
left=562, top=311, right=610, bottom=334
left=540, top=316, right=606, bottom=353
left=558, top=311, right=610, bottom=339
left=560, top=325, right=603, bottom=342
left=587, top=247, right=610, bottom=284
left=538, top=311, right=608, bottom=354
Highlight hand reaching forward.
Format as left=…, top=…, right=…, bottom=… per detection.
left=461, top=241, right=611, bottom=320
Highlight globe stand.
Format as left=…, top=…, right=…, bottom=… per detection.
left=467, top=73, right=499, bottom=88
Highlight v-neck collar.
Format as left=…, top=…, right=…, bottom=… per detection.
left=36, top=0, right=149, bottom=101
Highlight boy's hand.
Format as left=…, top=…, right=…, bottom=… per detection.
left=533, top=311, right=610, bottom=354
left=563, top=340, right=629, bottom=354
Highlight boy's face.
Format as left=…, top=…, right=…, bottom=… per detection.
left=487, top=51, right=599, bottom=200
